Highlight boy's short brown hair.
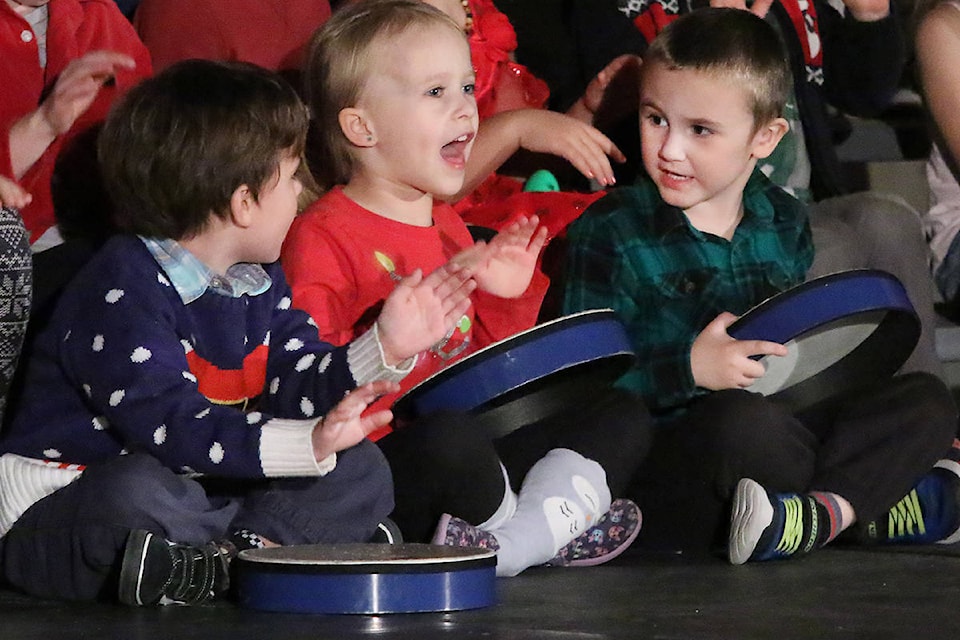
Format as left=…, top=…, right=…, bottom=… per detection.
left=302, top=0, right=465, bottom=189
left=643, top=7, right=791, bottom=129
left=99, top=59, right=310, bottom=240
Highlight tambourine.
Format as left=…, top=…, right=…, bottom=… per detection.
left=392, top=309, right=636, bottom=438
left=236, top=543, right=496, bottom=614
left=727, top=269, right=919, bottom=411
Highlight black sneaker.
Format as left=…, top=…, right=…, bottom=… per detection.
left=118, top=529, right=231, bottom=606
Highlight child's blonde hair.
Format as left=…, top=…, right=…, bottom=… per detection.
left=643, top=7, right=791, bottom=131
left=303, top=0, right=466, bottom=188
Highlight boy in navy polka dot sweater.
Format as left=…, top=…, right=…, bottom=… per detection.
left=0, top=59, right=476, bottom=606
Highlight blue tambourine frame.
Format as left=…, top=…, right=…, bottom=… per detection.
left=392, top=309, right=636, bottom=437
left=236, top=543, right=497, bottom=614
left=727, top=269, right=919, bottom=412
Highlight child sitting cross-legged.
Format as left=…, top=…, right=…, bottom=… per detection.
left=0, top=58, right=477, bottom=605
left=282, top=0, right=652, bottom=577
left=560, top=7, right=960, bottom=563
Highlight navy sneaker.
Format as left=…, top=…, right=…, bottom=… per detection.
left=118, top=530, right=231, bottom=606
left=862, top=469, right=960, bottom=545
left=729, top=478, right=823, bottom=565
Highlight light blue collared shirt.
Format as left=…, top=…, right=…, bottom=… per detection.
left=140, top=237, right=272, bottom=304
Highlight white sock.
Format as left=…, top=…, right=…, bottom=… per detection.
left=0, top=453, right=83, bottom=537
left=478, top=461, right=517, bottom=532
left=486, top=448, right=611, bottom=577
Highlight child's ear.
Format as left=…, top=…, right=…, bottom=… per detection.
left=229, top=184, right=256, bottom=228
left=751, top=117, right=789, bottom=160
left=338, top=107, right=376, bottom=147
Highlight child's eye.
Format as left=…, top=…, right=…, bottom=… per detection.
left=426, top=86, right=444, bottom=97
left=692, top=125, right=712, bottom=136
left=646, top=113, right=666, bottom=127
left=463, top=83, right=475, bottom=95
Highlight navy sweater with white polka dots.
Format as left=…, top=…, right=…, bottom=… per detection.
left=1, top=235, right=400, bottom=478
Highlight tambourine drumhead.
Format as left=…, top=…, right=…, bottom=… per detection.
left=236, top=543, right=496, bottom=614
left=728, top=269, right=919, bottom=411
left=392, top=309, right=636, bottom=437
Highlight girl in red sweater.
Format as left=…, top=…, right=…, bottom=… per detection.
left=283, top=0, right=651, bottom=576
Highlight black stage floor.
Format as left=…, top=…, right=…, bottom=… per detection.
left=2, top=545, right=958, bottom=639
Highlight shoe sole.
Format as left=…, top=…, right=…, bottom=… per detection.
left=118, top=529, right=154, bottom=606
left=728, top=478, right=773, bottom=565
left=564, top=501, right=643, bottom=568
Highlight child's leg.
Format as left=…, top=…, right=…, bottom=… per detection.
left=632, top=390, right=817, bottom=554
left=1, top=453, right=237, bottom=601
left=494, top=388, right=651, bottom=498
left=228, top=438, right=393, bottom=545
left=470, top=447, right=612, bottom=577
left=806, top=372, right=956, bottom=533
left=730, top=372, right=957, bottom=563
left=376, top=412, right=508, bottom=542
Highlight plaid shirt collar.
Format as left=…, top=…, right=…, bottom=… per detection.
left=140, top=236, right=271, bottom=304
left=650, top=169, right=778, bottom=239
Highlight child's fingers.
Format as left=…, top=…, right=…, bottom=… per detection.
left=360, top=409, right=394, bottom=435
left=738, top=339, right=789, bottom=359
left=337, top=380, right=399, bottom=412
left=527, top=224, right=549, bottom=253
left=497, top=215, right=542, bottom=246
left=0, top=176, right=31, bottom=210
left=447, top=242, right=489, bottom=273
left=444, top=296, right=473, bottom=326
left=565, top=130, right=621, bottom=185
left=425, top=261, right=477, bottom=301
left=439, top=279, right=476, bottom=316
left=397, top=267, right=424, bottom=289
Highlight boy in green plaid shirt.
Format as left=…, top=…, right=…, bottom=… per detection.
left=562, top=8, right=960, bottom=564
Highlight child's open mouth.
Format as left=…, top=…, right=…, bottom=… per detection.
left=440, top=133, right=474, bottom=168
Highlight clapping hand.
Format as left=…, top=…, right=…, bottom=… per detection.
left=376, top=262, right=477, bottom=366
left=0, top=176, right=30, bottom=211
left=453, top=215, right=547, bottom=299
left=311, top=380, right=400, bottom=461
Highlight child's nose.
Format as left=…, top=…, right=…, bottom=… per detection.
left=455, top=92, right=477, bottom=119
left=659, top=130, right=684, bottom=161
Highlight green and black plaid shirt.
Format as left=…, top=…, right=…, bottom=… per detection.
left=561, top=169, right=813, bottom=413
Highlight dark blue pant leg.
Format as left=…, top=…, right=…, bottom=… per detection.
left=228, top=439, right=394, bottom=545
left=1, top=454, right=238, bottom=601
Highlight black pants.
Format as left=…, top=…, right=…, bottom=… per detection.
left=631, top=372, right=958, bottom=555
left=378, top=388, right=652, bottom=542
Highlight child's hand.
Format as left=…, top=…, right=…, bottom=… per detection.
left=455, top=215, right=547, bottom=298
left=515, top=110, right=626, bottom=187
left=0, top=176, right=31, bottom=211
left=570, top=54, right=642, bottom=129
left=376, top=262, right=477, bottom=365
left=690, top=312, right=788, bottom=390
left=40, top=50, right=136, bottom=137
left=311, top=380, right=400, bottom=461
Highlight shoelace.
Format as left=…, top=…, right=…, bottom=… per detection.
left=887, top=489, right=927, bottom=539
left=773, top=495, right=821, bottom=556
left=775, top=495, right=807, bottom=556
left=167, top=544, right=226, bottom=605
